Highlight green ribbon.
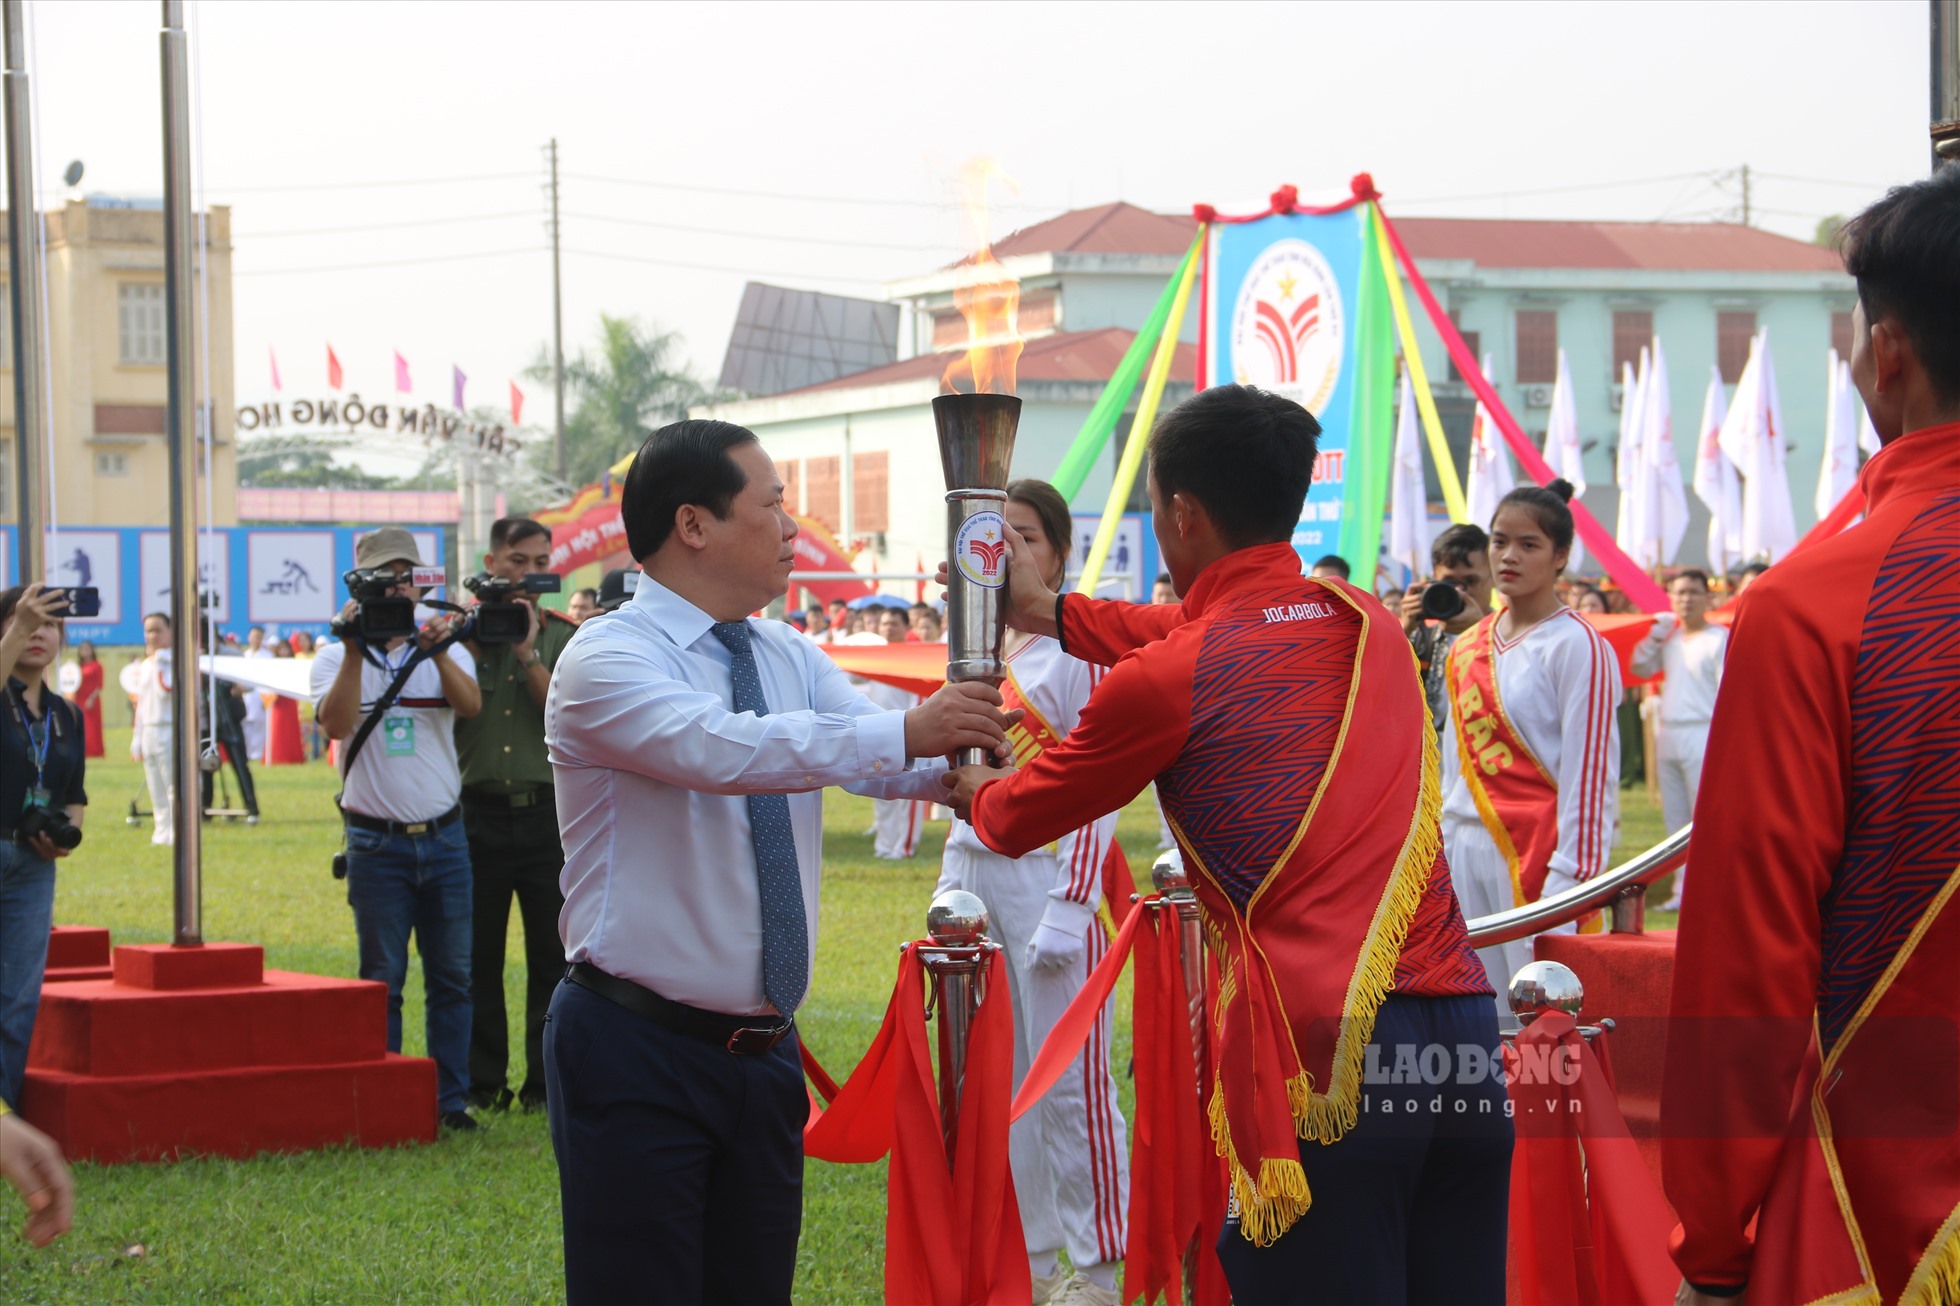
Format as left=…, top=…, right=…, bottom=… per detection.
left=1337, top=210, right=1397, bottom=582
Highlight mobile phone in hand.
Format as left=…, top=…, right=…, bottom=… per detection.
left=43, top=587, right=101, bottom=618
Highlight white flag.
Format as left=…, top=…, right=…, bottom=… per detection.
left=1848, top=359, right=1882, bottom=456
left=1717, top=330, right=1800, bottom=563
left=1691, top=364, right=1742, bottom=574
left=1463, top=353, right=1515, bottom=529
left=1541, top=348, right=1586, bottom=572
left=1638, top=337, right=1689, bottom=566
left=1615, top=350, right=1650, bottom=561
left=1386, top=371, right=1430, bottom=581
left=1817, top=348, right=1860, bottom=518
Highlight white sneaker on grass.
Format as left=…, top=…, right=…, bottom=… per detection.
left=1055, top=1276, right=1120, bottom=1306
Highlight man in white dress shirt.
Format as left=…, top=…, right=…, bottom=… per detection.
left=542, top=418, right=1017, bottom=1306
left=1630, top=568, right=1729, bottom=911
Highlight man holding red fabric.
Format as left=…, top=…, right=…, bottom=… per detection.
left=1662, top=166, right=1960, bottom=1304
left=944, top=384, right=1510, bottom=1303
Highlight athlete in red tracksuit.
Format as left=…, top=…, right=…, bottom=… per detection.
left=945, top=385, right=1510, bottom=1304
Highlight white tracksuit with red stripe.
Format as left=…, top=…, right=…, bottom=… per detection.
left=1440, top=606, right=1621, bottom=1005
left=937, top=633, right=1129, bottom=1273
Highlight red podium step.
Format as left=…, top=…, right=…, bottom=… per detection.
left=44, top=925, right=113, bottom=983
left=21, top=938, right=436, bottom=1162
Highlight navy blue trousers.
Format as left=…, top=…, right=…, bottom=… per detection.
left=1216, top=993, right=1513, bottom=1305
left=544, top=979, right=807, bottom=1305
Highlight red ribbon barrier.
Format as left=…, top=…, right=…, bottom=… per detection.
left=803, top=946, right=1028, bottom=1306
left=1505, top=1012, right=1677, bottom=1305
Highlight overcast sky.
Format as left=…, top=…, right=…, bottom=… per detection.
left=24, top=0, right=1934, bottom=480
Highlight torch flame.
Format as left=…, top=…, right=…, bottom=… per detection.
left=942, top=158, right=1023, bottom=396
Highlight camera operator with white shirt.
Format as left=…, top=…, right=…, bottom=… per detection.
left=1631, top=568, right=1728, bottom=911
left=311, top=527, right=483, bottom=1133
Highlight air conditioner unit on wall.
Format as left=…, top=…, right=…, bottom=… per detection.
left=1521, top=385, right=1553, bottom=409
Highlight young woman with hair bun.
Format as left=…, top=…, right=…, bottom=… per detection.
left=1440, top=478, right=1622, bottom=1010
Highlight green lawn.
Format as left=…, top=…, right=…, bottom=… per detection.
left=2, top=728, right=1672, bottom=1303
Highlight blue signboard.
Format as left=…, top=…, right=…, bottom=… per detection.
left=0, top=525, right=446, bottom=646
left=1202, top=206, right=1371, bottom=567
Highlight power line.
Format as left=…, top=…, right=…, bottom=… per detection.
left=563, top=170, right=1043, bottom=213
left=1750, top=171, right=1896, bottom=192
left=235, top=210, right=539, bottom=239
left=563, top=246, right=883, bottom=286
left=233, top=245, right=545, bottom=277
left=563, top=210, right=954, bottom=254
left=1391, top=170, right=1720, bottom=206
left=209, top=170, right=536, bottom=194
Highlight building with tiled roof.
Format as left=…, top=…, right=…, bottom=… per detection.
left=703, top=199, right=1852, bottom=595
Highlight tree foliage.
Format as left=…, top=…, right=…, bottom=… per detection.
left=523, top=315, right=733, bottom=491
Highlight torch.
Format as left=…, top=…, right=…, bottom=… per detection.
left=934, top=392, right=1020, bottom=768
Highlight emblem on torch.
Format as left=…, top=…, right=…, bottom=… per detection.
left=955, top=512, right=1009, bottom=588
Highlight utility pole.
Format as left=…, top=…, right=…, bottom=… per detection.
left=4, top=0, right=47, bottom=584
left=1935, top=0, right=1960, bottom=171
left=1740, top=163, right=1751, bottom=226
left=548, top=138, right=566, bottom=481
left=161, top=0, right=204, bottom=946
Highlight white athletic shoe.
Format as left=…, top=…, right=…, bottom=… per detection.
left=1055, top=1276, right=1120, bottom=1306
left=1031, top=1269, right=1071, bottom=1306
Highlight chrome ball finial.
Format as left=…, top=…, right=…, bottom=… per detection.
left=1150, top=849, right=1189, bottom=895
left=1508, top=960, right=1585, bottom=1025
left=926, top=889, right=990, bottom=946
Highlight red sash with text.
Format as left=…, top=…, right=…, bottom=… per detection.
left=1447, top=615, right=1566, bottom=911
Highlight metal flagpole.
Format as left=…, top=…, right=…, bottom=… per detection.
left=3, top=0, right=46, bottom=583
left=161, top=0, right=203, bottom=947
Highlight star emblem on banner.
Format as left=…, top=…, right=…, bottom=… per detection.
left=1277, top=271, right=1299, bottom=302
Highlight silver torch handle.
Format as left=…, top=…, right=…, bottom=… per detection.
left=944, top=488, right=1009, bottom=769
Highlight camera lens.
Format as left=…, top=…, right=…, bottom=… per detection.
left=1421, top=582, right=1466, bottom=622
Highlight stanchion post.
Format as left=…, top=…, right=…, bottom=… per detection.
left=918, top=889, right=997, bottom=1160
left=1150, top=849, right=1208, bottom=1290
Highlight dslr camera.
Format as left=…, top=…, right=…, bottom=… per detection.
left=335, top=567, right=425, bottom=643
left=463, top=572, right=560, bottom=645
left=18, top=803, right=82, bottom=852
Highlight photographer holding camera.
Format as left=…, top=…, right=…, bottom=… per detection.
left=0, top=585, right=87, bottom=1110
left=454, top=516, right=576, bottom=1114
left=1398, top=523, right=1493, bottom=735
left=311, top=528, right=483, bottom=1132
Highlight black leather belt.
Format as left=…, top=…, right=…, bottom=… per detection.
left=342, top=804, right=462, bottom=837
left=565, top=961, right=793, bottom=1056
left=463, top=787, right=553, bottom=811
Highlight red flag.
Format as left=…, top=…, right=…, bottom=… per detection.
left=915, top=552, right=927, bottom=603
left=326, top=344, right=343, bottom=391
left=509, top=381, right=525, bottom=426
left=393, top=350, right=412, bottom=394
left=268, top=346, right=283, bottom=392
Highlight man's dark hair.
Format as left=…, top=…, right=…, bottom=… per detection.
left=489, top=516, right=551, bottom=552
left=573, top=587, right=599, bottom=603
left=908, top=602, right=931, bottom=616
left=144, top=611, right=172, bottom=629
left=1838, top=166, right=1960, bottom=407
left=1147, top=385, right=1320, bottom=547
left=1739, top=562, right=1771, bottom=580
left=1311, top=554, right=1350, bottom=579
left=1670, top=568, right=1711, bottom=591
left=1431, top=523, right=1489, bottom=570
left=1155, top=572, right=1172, bottom=585
left=622, top=419, right=760, bottom=560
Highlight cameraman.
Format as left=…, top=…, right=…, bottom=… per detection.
left=1398, top=523, right=1492, bottom=734
left=312, top=528, right=483, bottom=1132
left=454, top=516, right=577, bottom=1114
left=0, top=585, right=87, bottom=1110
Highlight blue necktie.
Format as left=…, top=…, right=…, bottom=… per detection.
left=710, top=620, right=809, bottom=1018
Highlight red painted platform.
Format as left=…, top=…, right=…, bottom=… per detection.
left=20, top=936, right=436, bottom=1162
left=44, top=924, right=113, bottom=983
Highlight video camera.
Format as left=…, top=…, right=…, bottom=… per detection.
left=336, top=566, right=446, bottom=643
left=463, top=572, right=560, bottom=644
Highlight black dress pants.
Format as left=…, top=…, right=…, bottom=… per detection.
left=463, top=795, right=565, bottom=1103
left=1216, top=993, right=1514, bottom=1305
left=544, top=978, right=806, bottom=1305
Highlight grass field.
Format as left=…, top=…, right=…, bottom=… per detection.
left=2, top=726, right=1673, bottom=1304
